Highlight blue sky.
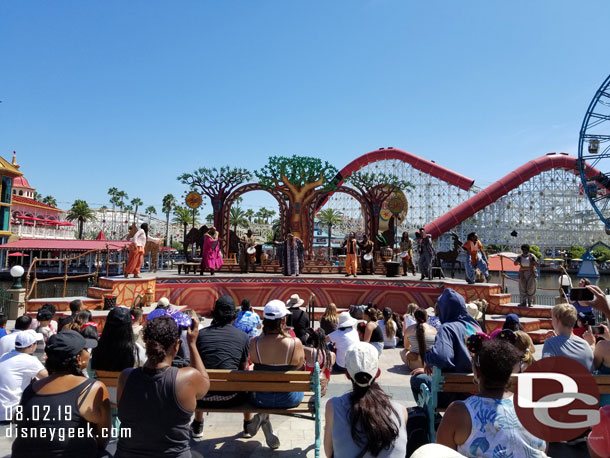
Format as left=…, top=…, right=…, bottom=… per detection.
left=1, top=0, right=609, bottom=216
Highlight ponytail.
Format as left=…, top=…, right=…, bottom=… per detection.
left=414, top=308, right=428, bottom=366
left=382, top=308, right=396, bottom=339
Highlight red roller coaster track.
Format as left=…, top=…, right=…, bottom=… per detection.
left=424, top=153, right=602, bottom=238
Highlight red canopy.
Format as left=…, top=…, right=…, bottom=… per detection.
left=95, top=230, right=107, bottom=240
left=8, top=252, right=29, bottom=257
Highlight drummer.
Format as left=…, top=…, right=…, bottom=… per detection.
left=358, top=234, right=375, bottom=275
left=239, top=229, right=257, bottom=274
left=399, top=232, right=416, bottom=276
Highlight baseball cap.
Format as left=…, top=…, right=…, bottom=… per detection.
left=106, top=306, right=132, bottom=326
left=263, top=300, right=291, bottom=319
left=345, top=341, right=379, bottom=387
left=46, top=330, right=98, bottom=358
left=214, top=295, right=236, bottom=315
left=505, top=313, right=520, bottom=327
left=157, top=297, right=170, bottom=308
left=15, top=330, right=44, bottom=349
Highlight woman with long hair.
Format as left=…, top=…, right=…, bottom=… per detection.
left=320, top=303, right=340, bottom=336
left=201, top=227, right=223, bottom=276
left=246, top=300, right=305, bottom=449
left=324, top=342, right=408, bottom=457
left=116, top=315, right=210, bottom=458
left=402, top=308, right=437, bottom=371
left=513, top=330, right=536, bottom=373
left=378, top=307, right=398, bottom=349
left=403, top=303, right=419, bottom=331
left=125, top=223, right=148, bottom=279
left=437, top=339, right=547, bottom=456
left=66, top=309, right=93, bottom=332
left=363, top=307, right=384, bottom=356
left=304, top=328, right=335, bottom=396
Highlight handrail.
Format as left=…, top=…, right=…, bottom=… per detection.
left=24, top=244, right=127, bottom=300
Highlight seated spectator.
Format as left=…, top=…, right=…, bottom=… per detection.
left=0, top=313, right=8, bottom=339
left=502, top=313, right=524, bottom=332
left=582, top=323, right=610, bottom=406
left=36, top=306, right=57, bottom=343
left=392, top=311, right=405, bottom=347
left=324, top=342, right=408, bottom=458
left=328, top=312, right=360, bottom=372
left=0, top=330, right=47, bottom=423
left=179, top=308, right=202, bottom=362
left=192, top=295, right=251, bottom=439
left=402, top=308, right=437, bottom=371
left=304, top=328, right=335, bottom=396
left=403, top=303, right=419, bottom=331
left=234, top=298, right=262, bottom=339
left=437, top=338, right=547, bottom=457
left=117, top=315, right=209, bottom=458
left=57, top=299, right=83, bottom=331
left=11, top=331, right=110, bottom=457
left=363, top=306, right=384, bottom=356
left=572, top=278, right=595, bottom=324
left=131, top=307, right=145, bottom=347
left=319, top=303, right=339, bottom=336
left=514, top=330, right=536, bottom=373
left=410, top=288, right=481, bottom=405
left=0, top=315, right=33, bottom=357
left=542, top=302, right=593, bottom=371
left=246, top=300, right=305, bottom=449
left=66, top=309, right=93, bottom=332
left=378, top=307, right=398, bottom=349
left=30, top=303, right=58, bottom=334
left=285, top=294, right=310, bottom=345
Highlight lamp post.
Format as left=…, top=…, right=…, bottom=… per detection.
left=7, top=265, right=25, bottom=319
left=10, top=265, right=24, bottom=289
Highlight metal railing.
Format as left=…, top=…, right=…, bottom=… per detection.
left=25, top=245, right=127, bottom=300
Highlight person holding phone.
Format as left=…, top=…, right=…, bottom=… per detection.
left=582, top=323, right=610, bottom=406
left=570, top=278, right=596, bottom=327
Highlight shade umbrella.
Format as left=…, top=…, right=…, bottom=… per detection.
left=8, top=252, right=29, bottom=257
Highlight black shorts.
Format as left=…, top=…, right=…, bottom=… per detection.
left=196, top=391, right=249, bottom=409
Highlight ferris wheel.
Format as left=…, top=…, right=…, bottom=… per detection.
left=578, top=73, right=610, bottom=230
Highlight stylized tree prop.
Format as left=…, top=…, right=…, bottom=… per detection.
left=346, top=171, right=414, bottom=245
left=255, top=155, right=338, bottom=249
left=177, top=167, right=252, bottom=233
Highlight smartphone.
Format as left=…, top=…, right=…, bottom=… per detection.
left=570, top=287, right=594, bottom=302
left=591, top=326, right=605, bottom=335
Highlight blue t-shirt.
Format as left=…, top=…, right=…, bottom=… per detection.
left=572, top=301, right=593, bottom=314
left=0, top=329, right=7, bottom=339
left=234, top=310, right=261, bottom=339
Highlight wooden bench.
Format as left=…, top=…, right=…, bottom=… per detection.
left=176, top=262, right=200, bottom=274
left=94, top=370, right=121, bottom=429
left=201, top=365, right=322, bottom=457
left=417, top=367, right=610, bottom=442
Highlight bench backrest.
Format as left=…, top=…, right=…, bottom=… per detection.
left=94, top=370, right=122, bottom=388
left=207, top=369, right=315, bottom=393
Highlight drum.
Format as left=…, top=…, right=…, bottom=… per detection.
left=399, top=251, right=408, bottom=258
left=247, top=246, right=256, bottom=263
left=381, top=247, right=393, bottom=261
left=363, top=253, right=373, bottom=262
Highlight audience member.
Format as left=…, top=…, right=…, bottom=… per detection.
left=514, top=330, right=536, bottom=373
left=582, top=323, right=610, bottom=406
left=66, top=309, right=93, bottom=332
left=11, top=331, right=110, bottom=457
left=131, top=307, right=145, bottom=347
left=57, top=299, right=83, bottom=331
left=285, top=294, right=310, bottom=345
left=437, top=339, right=547, bottom=457
left=403, top=303, right=419, bottom=331
left=502, top=313, right=523, bottom=332
left=328, top=312, right=360, bottom=372
left=246, top=300, right=305, bottom=449
left=304, top=328, right=334, bottom=396
left=402, top=308, right=437, bottom=371
left=392, top=311, right=405, bottom=346
left=31, top=303, right=58, bottom=333
left=324, top=342, right=408, bottom=458
left=0, top=315, right=32, bottom=357
left=0, top=313, right=8, bottom=338
left=319, top=303, right=339, bottom=336
left=0, top=330, right=47, bottom=423
left=116, top=315, right=209, bottom=458
left=35, top=306, right=57, bottom=343
left=233, top=298, right=262, bottom=339
left=410, top=289, right=481, bottom=404
left=363, top=306, right=384, bottom=356
left=192, top=295, right=251, bottom=439
left=572, top=278, right=595, bottom=325
left=542, top=302, right=593, bottom=371
left=378, top=307, right=398, bottom=349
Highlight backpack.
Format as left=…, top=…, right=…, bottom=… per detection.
left=405, top=406, right=442, bottom=457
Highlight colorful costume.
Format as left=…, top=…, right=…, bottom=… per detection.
left=125, top=228, right=146, bottom=276
left=399, top=238, right=416, bottom=275
left=344, top=238, right=358, bottom=276
left=462, top=239, right=488, bottom=283
left=515, top=252, right=538, bottom=307
left=280, top=237, right=303, bottom=276
left=418, top=235, right=435, bottom=280
left=357, top=239, right=374, bottom=275
left=239, top=234, right=257, bottom=274
left=201, top=234, right=223, bottom=274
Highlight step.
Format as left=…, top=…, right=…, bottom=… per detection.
left=489, top=293, right=511, bottom=305
left=253, top=306, right=348, bottom=321
left=526, top=329, right=556, bottom=344
left=26, top=296, right=103, bottom=312
left=486, top=315, right=542, bottom=333
left=493, top=303, right=553, bottom=319
left=98, top=276, right=154, bottom=289
left=87, top=286, right=113, bottom=300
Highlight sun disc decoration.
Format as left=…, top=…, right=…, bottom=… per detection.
left=185, top=191, right=203, bottom=209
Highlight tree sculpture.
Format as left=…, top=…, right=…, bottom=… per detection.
left=346, top=171, right=414, bottom=245
left=255, top=155, right=338, bottom=249
left=178, top=167, right=251, bottom=233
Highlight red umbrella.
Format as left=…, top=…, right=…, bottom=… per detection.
left=8, top=252, right=29, bottom=257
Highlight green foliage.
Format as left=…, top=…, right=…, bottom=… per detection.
left=592, top=246, right=610, bottom=262
left=32, top=191, right=43, bottom=201
left=255, top=155, right=338, bottom=192
left=529, top=245, right=542, bottom=259
left=172, top=206, right=199, bottom=227
left=316, top=208, right=343, bottom=228
left=255, top=207, right=276, bottom=224
left=42, top=195, right=57, bottom=207
left=230, top=206, right=249, bottom=232
left=570, top=245, right=586, bottom=259
left=66, top=200, right=95, bottom=239
left=177, top=167, right=251, bottom=199
left=346, top=171, right=414, bottom=197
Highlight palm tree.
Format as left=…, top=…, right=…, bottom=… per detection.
left=205, top=213, right=214, bottom=224
left=108, top=187, right=118, bottom=234
left=99, top=205, right=108, bottom=211
left=42, top=195, right=57, bottom=207
left=33, top=191, right=43, bottom=201
left=230, top=206, right=249, bottom=233
left=162, top=194, right=176, bottom=247
left=66, top=200, right=95, bottom=240
left=245, top=208, right=255, bottom=223
left=131, top=198, right=143, bottom=223
left=259, top=207, right=269, bottom=224
left=172, top=206, right=197, bottom=242
left=145, top=205, right=157, bottom=224
left=316, top=208, right=344, bottom=260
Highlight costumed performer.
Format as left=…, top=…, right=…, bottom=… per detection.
left=514, top=244, right=539, bottom=307
left=201, top=227, right=223, bottom=276
left=239, top=229, right=257, bottom=274
left=279, top=232, right=303, bottom=276
left=342, top=232, right=358, bottom=277
left=124, top=223, right=148, bottom=279
left=417, top=228, right=435, bottom=281
left=357, top=234, right=374, bottom=275
left=399, top=232, right=416, bottom=276
left=462, top=232, right=489, bottom=284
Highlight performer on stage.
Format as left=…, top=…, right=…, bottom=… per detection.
left=279, top=232, right=303, bottom=276
left=399, top=232, right=417, bottom=276
left=357, top=234, right=375, bottom=275
left=124, top=223, right=148, bottom=278
left=342, top=232, right=358, bottom=277
left=201, top=227, right=223, bottom=276
left=417, top=227, right=435, bottom=281
left=462, top=232, right=489, bottom=284
left=239, top=229, right=257, bottom=274
left=514, top=244, right=538, bottom=307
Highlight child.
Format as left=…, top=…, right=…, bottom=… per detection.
left=0, top=314, right=8, bottom=338
left=514, top=244, right=538, bottom=307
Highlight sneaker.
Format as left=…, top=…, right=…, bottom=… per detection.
left=245, top=413, right=264, bottom=437
left=242, top=419, right=253, bottom=438
left=191, top=419, right=204, bottom=439
left=261, top=417, right=280, bottom=449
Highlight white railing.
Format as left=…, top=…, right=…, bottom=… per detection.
left=12, top=225, right=76, bottom=240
